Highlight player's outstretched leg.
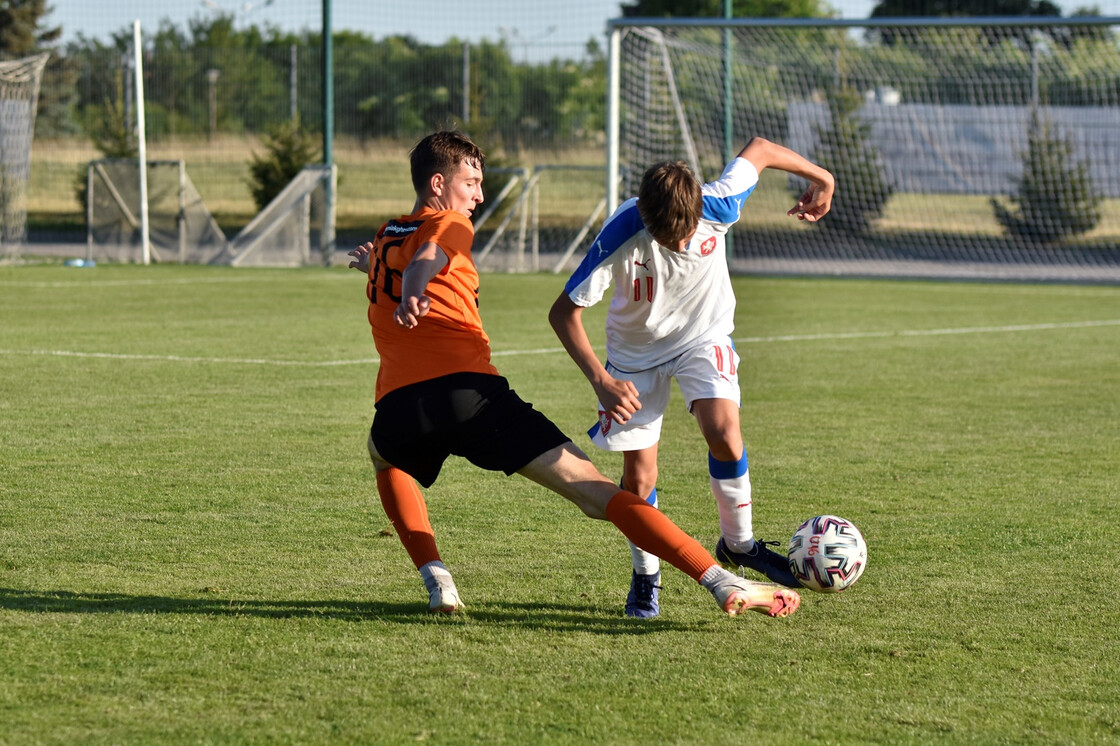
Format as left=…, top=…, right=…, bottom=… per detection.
left=716, top=537, right=801, bottom=589
left=702, top=565, right=800, bottom=618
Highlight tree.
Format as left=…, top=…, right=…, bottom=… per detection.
left=247, top=118, right=320, bottom=211
left=1, top=1, right=73, bottom=136
left=869, top=0, right=1061, bottom=17
left=990, top=110, right=1101, bottom=243
left=870, top=0, right=1071, bottom=48
left=807, top=84, right=892, bottom=235
left=0, top=0, right=59, bottom=57
left=621, top=0, right=832, bottom=17
left=72, top=71, right=139, bottom=214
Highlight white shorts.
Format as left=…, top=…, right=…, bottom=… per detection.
left=588, top=337, right=741, bottom=452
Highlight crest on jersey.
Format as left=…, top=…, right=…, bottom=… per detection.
left=598, top=410, right=612, bottom=435
left=700, top=236, right=717, bottom=256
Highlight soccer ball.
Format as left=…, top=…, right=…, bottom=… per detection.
left=788, top=515, right=867, bottom=593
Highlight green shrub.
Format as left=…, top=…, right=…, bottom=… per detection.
left=73, top=95, right=139, bottom=211
left=806, top=85, right=892, bottom=236
left=991, top=110, right=1102, bottom=243
left=246, top=119, right=320, bottom=211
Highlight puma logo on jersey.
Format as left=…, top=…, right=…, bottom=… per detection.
left=635, top=259, right=651, bottom=270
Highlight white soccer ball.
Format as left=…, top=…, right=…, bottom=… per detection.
left=788, top=515, right=867, bottom=593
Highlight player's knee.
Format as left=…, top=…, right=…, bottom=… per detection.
left=573, top=498, right=608, bottom=521
left=623, top=470, right=657, bottom=501
left=707, top=442, right=741, bottom=462
left=367, top=432, right=391, bottom=470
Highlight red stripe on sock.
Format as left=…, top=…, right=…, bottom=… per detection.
left=604, top=490, right=716, bottom=582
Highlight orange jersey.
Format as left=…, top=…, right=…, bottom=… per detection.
left=366, top=207, right=498, bottom=401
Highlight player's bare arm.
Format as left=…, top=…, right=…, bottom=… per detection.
left=738, top=136, right=835, bottom=222
left=394, top=241, right=449, bottom=328
left=548, top=293, right=641, bottom=424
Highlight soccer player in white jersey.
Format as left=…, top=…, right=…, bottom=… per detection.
left=550, top=137, right=834, bottom=618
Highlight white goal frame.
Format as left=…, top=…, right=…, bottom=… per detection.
left=217, top=164, right=337, bottom=267
left=86, top=158, right=228, bottom=264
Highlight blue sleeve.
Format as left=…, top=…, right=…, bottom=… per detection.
left=700, top=158, right=760, bottom=225
left=564, top=199, right=644, bottom=296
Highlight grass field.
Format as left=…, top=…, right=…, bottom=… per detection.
left=2, top=265, right=1119, bottom=744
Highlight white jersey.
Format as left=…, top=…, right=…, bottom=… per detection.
left=563, top=157, right=760, bottom=371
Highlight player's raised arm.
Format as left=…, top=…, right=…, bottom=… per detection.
left=394, top=241, right=449, bottom=328
left=738, top=136, right=834, bottom=223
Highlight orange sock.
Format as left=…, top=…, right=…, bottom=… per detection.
left=604, top=491, right=716, bottom=582
left=376, top=467, right=441, bottom=569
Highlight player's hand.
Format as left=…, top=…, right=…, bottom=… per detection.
left=348, top=242, right=373, bottom=272
left=393, top=296, right=431, bottom=328
left=595, top=377, right=641, bottom=425
left=787, top=179, right=834, bottom=222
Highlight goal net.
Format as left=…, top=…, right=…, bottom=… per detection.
left=214, top=164, right=336, bottom=267
left=0, top=53, right=49, bottom=261
left=608, top=18, right=1120, bottom=282
left=87, top=159, right=227, bottom=264
left=474, top=165, right=606, bottom=274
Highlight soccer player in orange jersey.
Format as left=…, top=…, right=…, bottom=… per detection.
left=348, top=130, right=800, bottom=619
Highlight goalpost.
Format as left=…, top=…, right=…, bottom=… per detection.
left=606, top=17, right=1120, bottom=282
left=86, top=158, right=228, bottom=264
left=86, top=160, right=337, bottom=267
left=0, top=52, right=49, bottom=262
left=473, top=165, right=606, bottom=274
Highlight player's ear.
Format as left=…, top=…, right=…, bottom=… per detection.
left=429, top=171, right=445, bottom=197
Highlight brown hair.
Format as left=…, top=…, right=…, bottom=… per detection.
left=409, top=131, right=485, bottom=195
left=637, top=161, right=702, bottom=247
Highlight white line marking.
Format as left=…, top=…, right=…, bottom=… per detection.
left=736, top=318, right=1120, bottom=344
left=2, top=319, right=1118, bottom=368
left=0, top=349, right=381, bottom=367
left=0, top=273, right=352, bottom=289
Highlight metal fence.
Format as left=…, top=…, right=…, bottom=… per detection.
left=24, top=10, right=1120, bottom=281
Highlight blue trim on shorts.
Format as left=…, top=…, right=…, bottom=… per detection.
left=709, top=450, right=749, bottom=479
left=605, top=359, right=643, bottom=376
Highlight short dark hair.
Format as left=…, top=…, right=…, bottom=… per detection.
left=637, top=161, right=702, bottom=246
left=409, top=131, right=485, bottom=195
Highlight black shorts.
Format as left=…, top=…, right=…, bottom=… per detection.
left=370, top=372, right=570, bottom=488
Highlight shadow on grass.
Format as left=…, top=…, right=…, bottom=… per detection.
left=0, top=588, right=704, bottom=634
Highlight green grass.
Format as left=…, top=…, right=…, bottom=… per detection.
left=1, top=265, right=1119, bottom=744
